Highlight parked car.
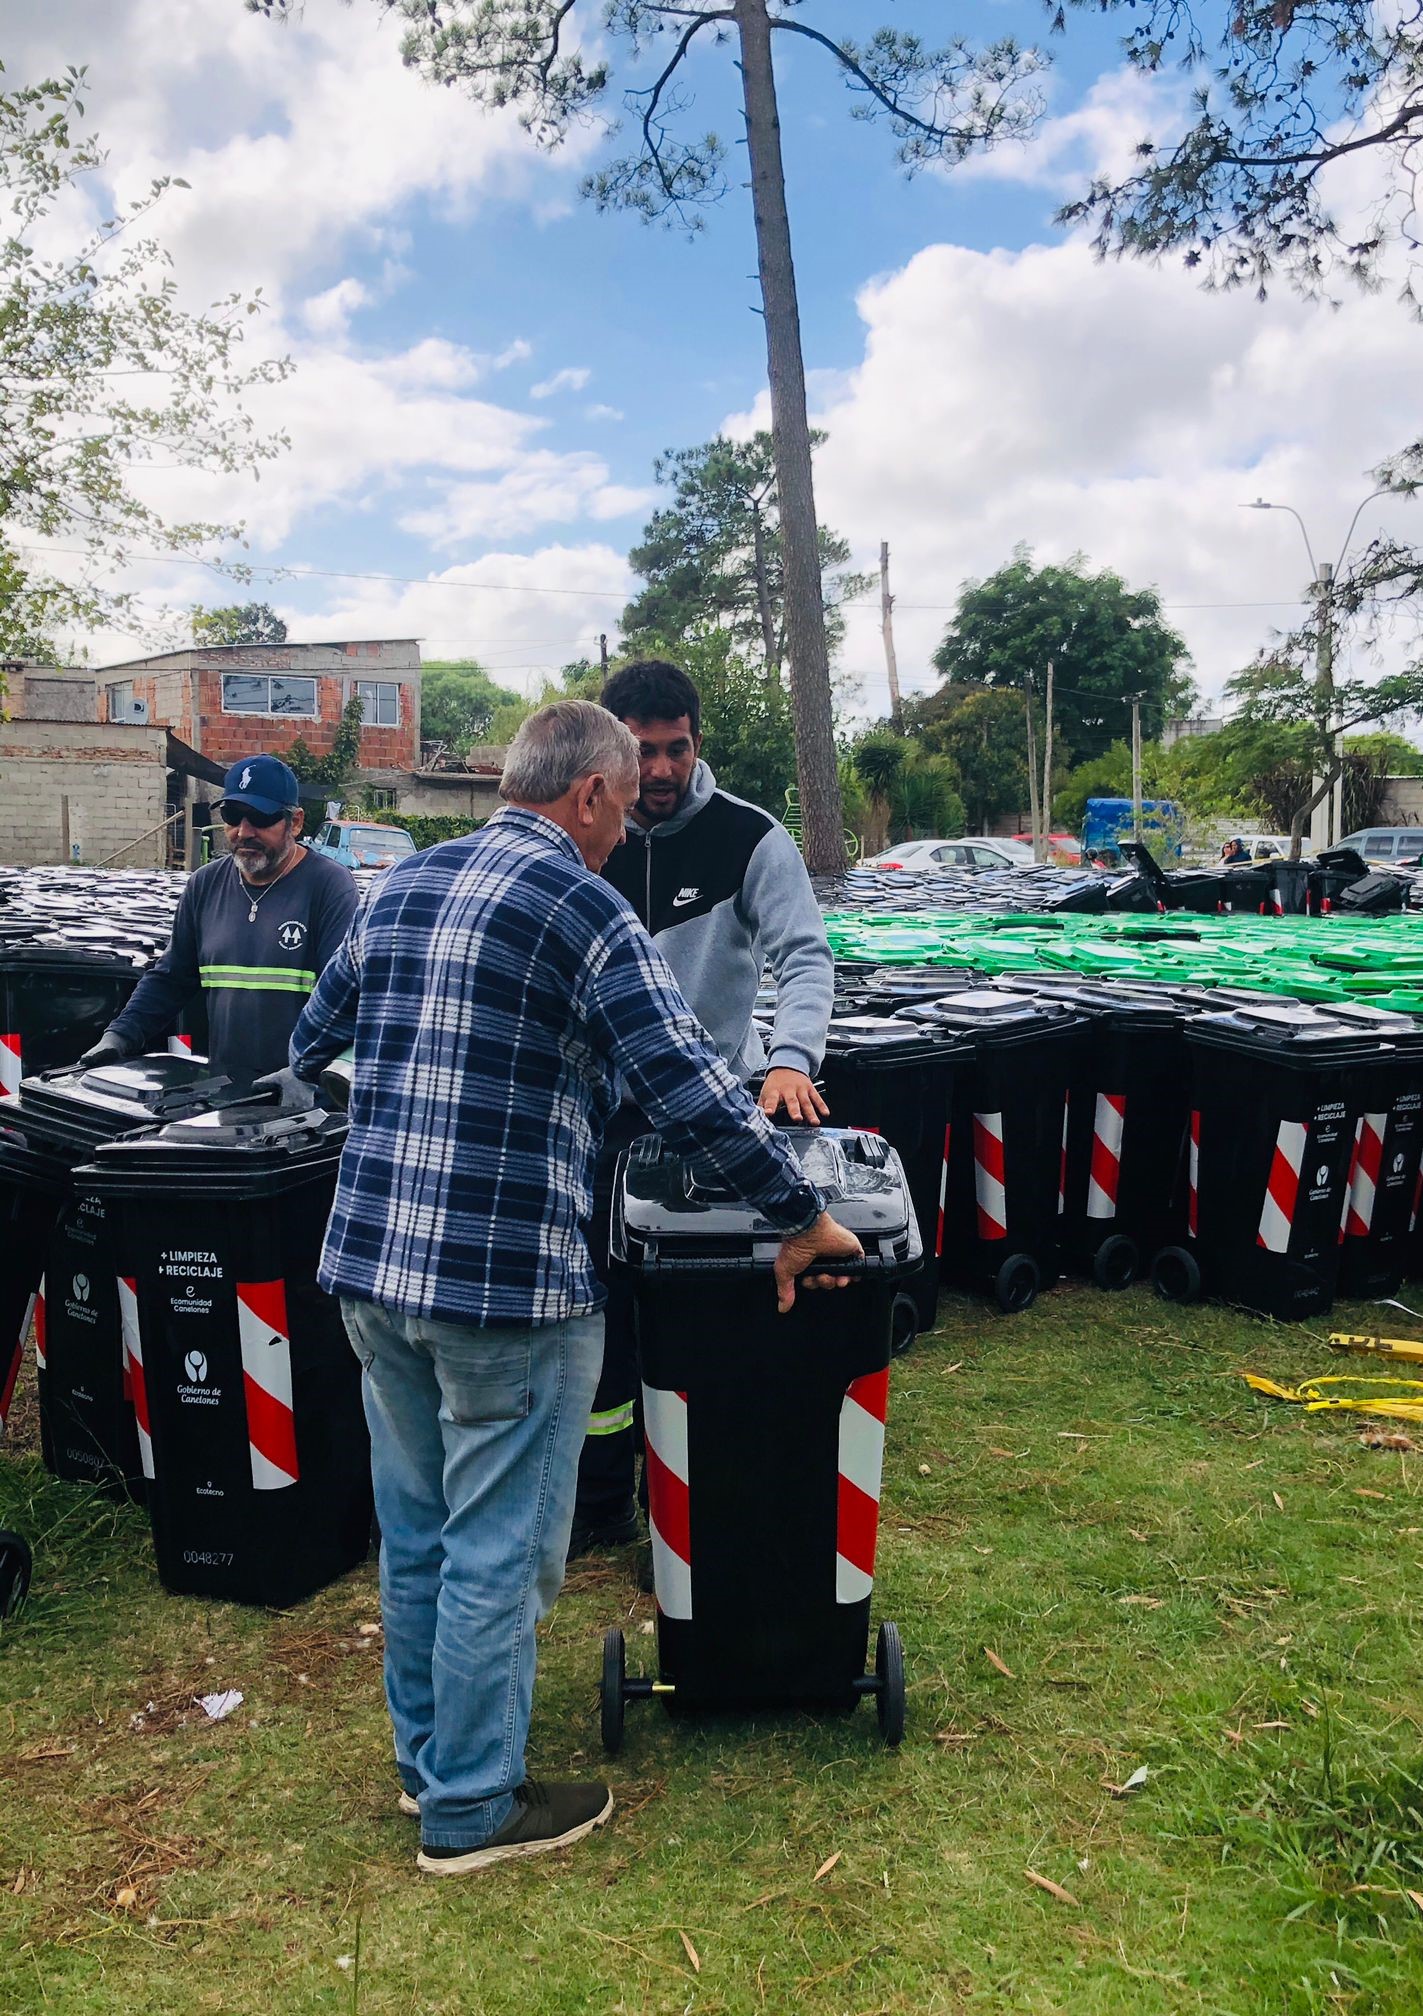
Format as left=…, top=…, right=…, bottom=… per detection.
left=1336, top=827, right=1423, bottom=865
left=308, top=819, right=418, bottom=871
left=862, top=838, right=1022, bottom=871
left=1014, top=830, right=1083, bottom=865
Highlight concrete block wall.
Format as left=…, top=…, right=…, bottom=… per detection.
left=0, top=722, right=168, bottom=867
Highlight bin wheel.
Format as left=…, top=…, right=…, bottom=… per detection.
left=875, top=1621, right=906, bottom=1748
left=1152, top=1246, right=1202, bottom=1304
left=890, top=1294, right=918, bottom=1358
left=994, top=1254, right=1040, bottom=1314
left=0, top=1531, right=32, bottom=1623
left=1091, top=1235, right=1139, bottom=1292
left=600, top=1626, right=626, bottom=1756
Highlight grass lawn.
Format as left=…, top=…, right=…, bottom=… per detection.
left=3, top=1283, right=1423, bottom=2014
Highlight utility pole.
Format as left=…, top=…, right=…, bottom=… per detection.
left=1311, top=563, right=1335, bottom=853
left=879, top=541, right=902, bottom=728
left=599, top=633, right=609, bottom=677
left=1040, top=658, right=1055, bottom=862
left=1130, top=692, right=1144, bottom=844
left=1024, top=674, right=1041, bottom=857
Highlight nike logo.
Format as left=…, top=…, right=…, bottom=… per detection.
left=671, top=887, right=701, bottom=907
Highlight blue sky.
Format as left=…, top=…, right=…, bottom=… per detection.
left=14, top=0, right=1420, bottom=709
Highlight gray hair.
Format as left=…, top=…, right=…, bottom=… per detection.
left=500, top=698, right=639, bottom=806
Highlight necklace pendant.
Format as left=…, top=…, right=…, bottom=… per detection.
left=249, top=902, right=258, bottom=923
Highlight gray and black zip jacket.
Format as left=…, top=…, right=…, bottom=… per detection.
left=602, top=760, right=834, bottom=1083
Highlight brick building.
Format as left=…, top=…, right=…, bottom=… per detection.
left=98, top=640, right=422, bottom=794
left=0, top=719, right=168, bottom=867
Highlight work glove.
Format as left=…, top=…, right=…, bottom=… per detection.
left=78, top=1035, right=134, bottom=1070
left=251, top=1065, right=317, bottom=1113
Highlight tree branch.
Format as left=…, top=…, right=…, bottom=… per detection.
left=771, top=19, right=967, bottom=145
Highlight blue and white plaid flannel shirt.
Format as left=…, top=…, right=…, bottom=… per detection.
left=289, top=806, right=823, bottom=1325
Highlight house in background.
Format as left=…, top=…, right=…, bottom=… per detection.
left=98, top=639, right=423, bottom=813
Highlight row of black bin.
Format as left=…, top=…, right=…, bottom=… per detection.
left=816, top=976, right=1423, bottom=1324
left=0, top=1058, right=371, bottom=1609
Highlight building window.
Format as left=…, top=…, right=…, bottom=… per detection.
left=355, top=680, right=400, bottom=728
left=367, top=787, right=398, bottom=810
left=107, top=681, right=134, bottom=720
left=221, top=674, right=318, bottom=717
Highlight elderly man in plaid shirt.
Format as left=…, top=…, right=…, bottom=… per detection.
left=289, top=700, right=861, bottom=1877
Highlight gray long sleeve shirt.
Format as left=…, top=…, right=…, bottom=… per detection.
left=600, top=760, right=834, bottom=1082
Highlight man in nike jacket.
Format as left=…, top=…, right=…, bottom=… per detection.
left=570, top=657, right=835, bottom=1551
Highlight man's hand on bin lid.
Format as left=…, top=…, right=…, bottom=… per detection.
left=251, top=1065, right=317, bottom=1113
left=774, top=1211, right=863, bottom=1314
left=758, top=1068, right=830, bottom=1127
left=78, top=1034, right=135, bottom=1070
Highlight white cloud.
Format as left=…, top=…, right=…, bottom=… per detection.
left=954, top=66, right=1187, bottom=196
left=301, top=277, right=372, bottom=339
left=585, top=403, right=626, bottom=423
left=530, top=367, right=593, bottom=399
left=729, top=239, right=1420, bottom=720
left=493, top=339, right=534, bottom=370
left=399, top=454, right=652, bottom=546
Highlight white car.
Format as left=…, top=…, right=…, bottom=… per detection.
left=863, top=838, right=1021, bottom=871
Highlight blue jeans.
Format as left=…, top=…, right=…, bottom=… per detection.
left=341, top=1298, right=603, bottom=1850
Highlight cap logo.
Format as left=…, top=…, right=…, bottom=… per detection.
left=240, top=766, right=253, bottom=789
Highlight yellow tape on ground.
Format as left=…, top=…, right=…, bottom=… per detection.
left=1242, top=1370, right=1423, bottom=1422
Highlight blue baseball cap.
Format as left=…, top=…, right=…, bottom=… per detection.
left=220, top=754, right=301, bottom=816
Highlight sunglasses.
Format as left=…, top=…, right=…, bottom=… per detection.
left=218, top=801, right=290, bottom=829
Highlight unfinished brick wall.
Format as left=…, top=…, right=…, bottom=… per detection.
left=0, top=722, right=168, bottom=867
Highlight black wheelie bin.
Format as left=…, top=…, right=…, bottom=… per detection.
left=1152, top=1003, right=1393, bottom=1319
left=1324, top=1002, right=1423, bottom=1300
left=898, top=989, right=1084, bottom=1312
left=80, top=1099, right=372, bottom=1607
left=1, top=1056, right=244, bottom=1497
left=817, top=1017, right=973, bottom=1335
left=599, top=1126, right=920, bottom=1751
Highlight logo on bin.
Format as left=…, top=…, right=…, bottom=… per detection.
left=1315, top=1163, right=1330, bottom=1188
left=71, top=1273, right=89, bottom=1304
left=184, top=1350, right=208, bottom=1384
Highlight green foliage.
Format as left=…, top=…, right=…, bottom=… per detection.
left=1343, top=731, right=1423, bottom=778
left=419, top=660, right=522, bottom=754
left=908, top=685, right=1031, bottom=833
left=0, top=67, right=290, bottom=656
left=851, top=729, right=908, bottom=804
left=890, top=753, right=965, bottom=843
left=622, top=432, right=869, bottom=671
left=190, top=603, right=287, bottom=647
left=281, top=695, right=366, bottom=791
left=931, top=546, right=1194, bottom=762
left=398, top=812, right=488, bottom=850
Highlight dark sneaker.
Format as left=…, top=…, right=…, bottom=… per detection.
left=566, top=1500, right=640, bottom=1558
left=416, top=1780, right=613, bottom=1875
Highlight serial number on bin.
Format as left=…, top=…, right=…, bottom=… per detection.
left=182, top=1550, right=235, bottom=1568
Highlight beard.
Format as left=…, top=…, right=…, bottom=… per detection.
left=231, top=826, right=293, bottom=881
left=637, top=777, right=687, bottom=825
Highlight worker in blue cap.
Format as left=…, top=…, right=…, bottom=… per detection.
left=80, top=755, right=358, bottom=1085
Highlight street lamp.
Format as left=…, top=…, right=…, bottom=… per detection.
left=1241, top=489, right=1390, bottom=849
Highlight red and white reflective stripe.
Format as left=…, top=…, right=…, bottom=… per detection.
left=117, top=1274, right=154, bottom=1480
left=236, top=1279, right=299, bottom=1489
left=0, top=1290, right=31, bottom=1434
left=166, top=1033, right=193, bottom=1056
left=1339, top=1117, right=1362, bottom=1244
left=1188, top=1110, right=1200, bottom=1238
left=1057, top=1093, right=1071, bottom=1216
left=1345, top=1112, right=1386, bottom=1240
left=0, top=1033, right=19, bottom=1101
left=837, top=1367, right=888, bottom=1604
left=1087, top=1092, right=1126, bottom=1221
left=1257, top=1120, right=1307, bottom=1253
left=936, top=1122, right=951, bottom=1258
left=973, top=1112, right=1008, bottom=1240
left=1270, top=885, right=1284, bottom=917
left=32, top=1275, right=46, bottom=1371
left=642, top=1383, right=691, bottom=1619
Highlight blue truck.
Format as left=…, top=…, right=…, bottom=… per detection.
left=1082, top=796, right=1185, bottom=864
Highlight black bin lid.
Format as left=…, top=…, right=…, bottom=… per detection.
left=613, top=1124, right=922, bottom=1275
left=992, top=976, right=1183, bottom=1027
left=895, top=986, right=1081, bottom=1044
left=1186, top=1002, right=1396, bottom=1067
left=14, top=1055, right=247, bottom=1155
left=82, top=1102, right=347, bottom=1192
left=823, top=1014, right=969, bottom=1060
